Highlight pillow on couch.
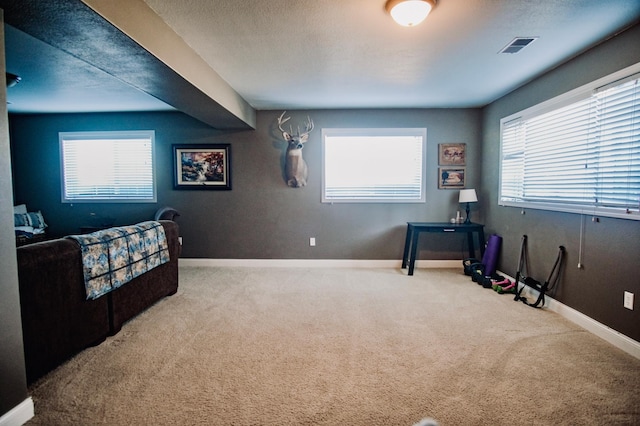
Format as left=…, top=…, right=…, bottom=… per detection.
left=14, top=211, right=48, bottom=230
left=14, top=207, right=48, bottom=243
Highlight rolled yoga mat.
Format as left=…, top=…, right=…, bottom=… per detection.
left=481, top=234, right=502, bottom=277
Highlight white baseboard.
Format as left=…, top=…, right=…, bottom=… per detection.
left=0, top=398, right=33, bottom=426
left=179, top=258, right=462, bottom=269
left=497, top=270, right=640, bottom=360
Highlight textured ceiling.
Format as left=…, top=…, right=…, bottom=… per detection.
left=140, top=0, right=640, bottom=109
left=4, top=25, right=173, bottom=114
left=3, top=0, right=640, bottom=125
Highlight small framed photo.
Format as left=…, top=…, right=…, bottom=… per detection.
left=173, top=144, right=231, bottom=190
left=438, top=143, right=466, bottom=165
left=438, top=167, right=465, bottom=189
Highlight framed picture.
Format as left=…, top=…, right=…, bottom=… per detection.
left=438, top=167, right=465, bottom=189
left=173, top=144, right=231, bottom=190
left=438, top=143, right=466, bottom=165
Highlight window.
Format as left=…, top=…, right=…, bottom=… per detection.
left=60, top=130, right=156, bottom=203
left=322, top=128, right=426, bottom=203
left=499, top=64, right=640, bottom=220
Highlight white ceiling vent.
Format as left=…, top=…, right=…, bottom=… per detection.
left=499, top=37, right=539, bottom=54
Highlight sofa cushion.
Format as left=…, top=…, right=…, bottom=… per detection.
left=14, top=211, right=47, bottom=229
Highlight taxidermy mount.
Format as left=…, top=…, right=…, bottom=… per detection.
left=277, top=111, right=314, bottom=188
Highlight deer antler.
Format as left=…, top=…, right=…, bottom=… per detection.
left=278, top=111, right=314, bottom=138
left=300, top=116, right=314, bottom=137
left=277, top=111, right=292, bottom=135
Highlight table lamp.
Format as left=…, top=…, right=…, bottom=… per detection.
left=459, top=189, right=478, bottom=224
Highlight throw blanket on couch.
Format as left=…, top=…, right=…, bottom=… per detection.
left=68, top=221, right=170, bottom=300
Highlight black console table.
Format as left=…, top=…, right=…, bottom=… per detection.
left=401, top=222, right=485, bottom=276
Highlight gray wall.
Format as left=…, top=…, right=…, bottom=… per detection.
left=10, top=108, right=483, bottom=261
left=481, top=23, right=640, bottom=341
left=0, top=10, right=29, bottom=419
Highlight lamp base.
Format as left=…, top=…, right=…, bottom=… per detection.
left=464, top=202, right=471, bottom=224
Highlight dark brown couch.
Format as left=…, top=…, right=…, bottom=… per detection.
left=17, top=220, right=180, bottom=384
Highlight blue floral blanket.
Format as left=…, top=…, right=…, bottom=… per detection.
left=68, top=221, right=170, bottom=300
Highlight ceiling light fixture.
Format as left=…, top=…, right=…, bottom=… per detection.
left=6, top=73, right=21, bottom=88
left=385, top=0, right=436, bottom=27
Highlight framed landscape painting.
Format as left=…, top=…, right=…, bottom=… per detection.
left=173, top=144, right=231, bottom=190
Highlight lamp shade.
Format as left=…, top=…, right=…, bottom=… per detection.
left=385, top=0, right=436, bottom=27
left=459, top=189, right=478, bottom=203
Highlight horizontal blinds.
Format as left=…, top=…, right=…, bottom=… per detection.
left=61, top=132, right=155, bottom=202
left=500, top=72, right=640, bottom=212
left=323, top=133, right=425, bottom=202
left=523, top=97, right=595, bottom=205
left=594, top=77, right=640, bottom=207
left=500, top=118, right=525, bottom=201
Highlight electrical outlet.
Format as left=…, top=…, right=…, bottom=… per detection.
left=624, top=291, right=634, bottom=310
left=178, top=236, right=183, bottom=245
left=309, top=237, right=316, bottom=247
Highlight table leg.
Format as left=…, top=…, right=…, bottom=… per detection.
left=467, top=231, right=475, bottom=259
left=401, top=224, right=412, bottom=269
left=478, top=228, right=486, bottom=257
left=408, top=230, right=420, bottom=276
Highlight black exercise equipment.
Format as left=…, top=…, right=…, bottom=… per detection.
left=513, top=235, right=565, bottom=308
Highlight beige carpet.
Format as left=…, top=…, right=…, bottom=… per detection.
left=27, top=267, right=640, bottom=425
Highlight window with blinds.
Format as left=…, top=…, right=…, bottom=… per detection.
left=499, top=65, right=640, bottom=220
left=322, top=128, right=426, bottom=203
left=60, top=131, right=156, bottom=203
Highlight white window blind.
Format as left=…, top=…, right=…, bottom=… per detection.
left=500, top=66, right=640, bottom=220
left=60, top=131, right=156, bottom=203
left=322, top=128, right=426, bottom=203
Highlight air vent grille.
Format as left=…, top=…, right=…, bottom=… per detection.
left=499, top=37, right=538, bottom=54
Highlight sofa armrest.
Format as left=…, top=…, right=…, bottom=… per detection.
left=108, top=220, right=181, bottom=333
left=17, top=238, right=111, bottom=383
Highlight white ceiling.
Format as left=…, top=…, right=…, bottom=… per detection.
left=4, top=0, right=640, bottom=116
left=140, top=0, right=640, bottom=109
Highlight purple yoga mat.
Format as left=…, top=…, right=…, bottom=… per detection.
left=481, top=234, right=502, bottom=277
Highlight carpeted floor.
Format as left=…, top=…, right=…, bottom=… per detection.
left=26, top=267, right=640, bottom=425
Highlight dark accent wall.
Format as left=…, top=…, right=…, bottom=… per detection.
left=481, top=23, right=640, bottom=342
left=10, top=108, right=483, bottom=262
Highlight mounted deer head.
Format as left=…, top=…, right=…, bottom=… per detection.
left=277, top=111, right=314, bottom=188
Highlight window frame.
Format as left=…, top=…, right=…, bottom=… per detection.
left=321, top=127, right=427, bottom=203
left=59, top=130, right=157, bottom=203
left=499, top=63, right=640, bottom=221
